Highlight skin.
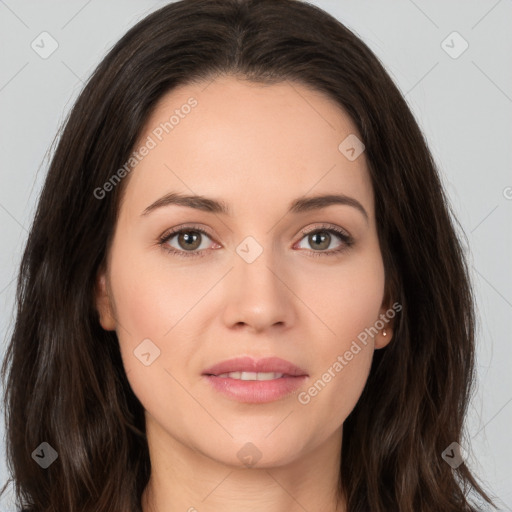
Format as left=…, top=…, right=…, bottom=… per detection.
left=95, top=75, right=394, bottom=512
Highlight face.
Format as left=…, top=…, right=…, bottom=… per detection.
left=96, top=75, right=393, bottom=469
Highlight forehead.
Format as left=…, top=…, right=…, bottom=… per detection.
left=122, top=75, right=374, bottom=222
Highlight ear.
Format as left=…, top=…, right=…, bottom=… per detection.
left=374, top=299, right=398, bottom=350
left=95, top=269, right=117, bottom=331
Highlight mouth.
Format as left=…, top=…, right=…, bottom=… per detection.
left=202, top=356, right=308, bottom=403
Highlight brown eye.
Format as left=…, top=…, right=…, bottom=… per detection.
left=159, top=227, right=215, bottom=258
left=176, top=231, right=203, bottom=251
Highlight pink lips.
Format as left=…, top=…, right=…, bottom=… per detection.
left=202, top=356, right=308, bottom=403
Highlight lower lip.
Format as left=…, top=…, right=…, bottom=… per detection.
left=203, top=375, right=308, bottom=403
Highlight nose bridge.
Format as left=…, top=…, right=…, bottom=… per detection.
left=234, top=233, right=282, bottom=297
left=223, top=233, right=294, bottom=330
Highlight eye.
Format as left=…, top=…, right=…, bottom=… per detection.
left=158, top=225, right=217, bottom=258
left=294, top=224, right=354, bottom=257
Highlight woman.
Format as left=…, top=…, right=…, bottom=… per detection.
left=0, top=0, right=496, bottom=510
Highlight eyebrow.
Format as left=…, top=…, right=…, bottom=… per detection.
left=141, top=192, right=368, bottom=223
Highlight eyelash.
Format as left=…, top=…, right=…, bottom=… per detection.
left=158, top=223, right=354, bottom=259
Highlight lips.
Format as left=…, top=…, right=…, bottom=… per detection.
left=202, top=356, right=308, bottom=377
left=202, top=356, right=309, bottom=403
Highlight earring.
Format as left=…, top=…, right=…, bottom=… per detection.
left=382, top=329, right=387, bottom=336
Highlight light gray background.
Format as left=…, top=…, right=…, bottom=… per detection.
left=0, top=0, right=511, bottom=510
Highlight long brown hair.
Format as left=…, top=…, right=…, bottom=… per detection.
left=1, top=0, right=496, bottom=510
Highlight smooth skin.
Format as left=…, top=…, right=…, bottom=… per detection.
left=95, top=75, right=394, bottom=512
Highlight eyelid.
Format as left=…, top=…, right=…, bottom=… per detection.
left=297, top=222, right=351, bottom=239
left=158, top=223, right=215, bottom=242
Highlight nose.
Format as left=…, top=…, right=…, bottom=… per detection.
left=220, top=241, right=297, bottom=333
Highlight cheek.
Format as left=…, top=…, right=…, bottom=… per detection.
left=108, top=241, right=201, bottom=334
left=107, top=246, right=181, bottom=370
left=107, top=250, right=204, bottom=418
left=296, top=250, right=384, bottom=421
left=300, top=343, right=373, bottom=441
left=305, top=246, right=385, bottom=346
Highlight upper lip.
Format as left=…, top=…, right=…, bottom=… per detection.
left=202, top=356, right=308, bottom=377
